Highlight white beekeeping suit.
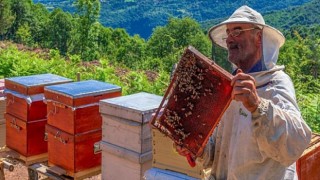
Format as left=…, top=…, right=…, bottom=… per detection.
left=197, top=5, right=312, bottom=180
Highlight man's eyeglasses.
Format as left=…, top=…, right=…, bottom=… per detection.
left=222, top=27, right=258, bottom=40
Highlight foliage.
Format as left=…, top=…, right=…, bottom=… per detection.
left=46, top=8, right=73, bottom=55
left=278, top=32, right=320, bottom=132
left=71, top=0, right=101, bottom=60
left=0, top=0, right=14, bottom=35
left=298, top=93, right=320, bottom=133
left=146, top=17, right=211, bottom=72
left=0, top=43, right=170, bottom=96
left=33, top=0, right=312, bottom=39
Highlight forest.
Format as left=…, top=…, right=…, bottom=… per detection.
left=33, top=0, right=313, bottom=39
left=0, top=0, right=319, bottom=132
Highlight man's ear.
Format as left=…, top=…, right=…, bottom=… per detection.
left=257, top=30, right=262, bottom=45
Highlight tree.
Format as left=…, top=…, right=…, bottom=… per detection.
left=15, top=23, right=32, bottom=45
left=5, top=0, right=32, bottom=41
left=72, top=0, right=101, bottom=60
left=29, top=3, right=50, bottom=47
left=47, top=8, right=73, bottom=55
left=0, top=0, right=14, bottom=38
left=146, top=17, right=212, bottom=72
left=147, top=17, right=211, bottom=57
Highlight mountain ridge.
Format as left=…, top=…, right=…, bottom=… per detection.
left=33, top=0, right=313, bottom=39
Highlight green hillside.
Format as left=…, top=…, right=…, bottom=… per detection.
left=33, top=0, right=312, bottom=38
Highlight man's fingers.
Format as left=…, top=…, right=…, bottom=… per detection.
left=174, top=144, right=190, bottom=157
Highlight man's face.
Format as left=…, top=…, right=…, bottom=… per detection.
left=225, top=23, right=262, bottom=72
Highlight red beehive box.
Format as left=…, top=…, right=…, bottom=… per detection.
left=5, top=74, right=72, bottom=121
left=46, top=124, right=102, bottom=175
left=0, top=79, right=5, bottom=147
left=297, top=133, right=320, bottom=180
left=44, top=80, right=122, bottom=134
left=150, top=46, right=233, bottom=158
left=5, top=113, right=47, bottom=156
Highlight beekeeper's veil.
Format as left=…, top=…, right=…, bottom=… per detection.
left=208, top=5, right=285, bottom=70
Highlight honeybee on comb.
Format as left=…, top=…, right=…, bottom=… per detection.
left=151, top=46, right=233, bottom=158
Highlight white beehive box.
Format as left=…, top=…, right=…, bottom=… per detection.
left=144, top=167, right=199, bottom=180
left=152, top=129, right=206, bottom=179
left=101, top=141, right=152, bottom=180
left=99, top=92, right=162, bottom=153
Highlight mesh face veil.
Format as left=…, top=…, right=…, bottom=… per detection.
left=208, top=5, right=285, bottom=70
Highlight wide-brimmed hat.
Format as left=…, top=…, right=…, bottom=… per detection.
left=208, top=5, right=285, bottom=49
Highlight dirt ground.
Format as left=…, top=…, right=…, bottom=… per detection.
left=2, top=162, right=101, bottom=180
left=0, top=148, right=101, bottom=180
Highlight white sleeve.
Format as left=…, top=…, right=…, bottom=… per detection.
left=251, top=77, right=312, bottom=166
left=196, top=131, right=216, bottom=168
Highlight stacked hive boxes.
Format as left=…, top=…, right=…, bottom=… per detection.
left=297, top=133, right=320, bottom=180
left=151, top=129, right=206, bottom=179
left=99, top=92, right=162, bottom=180
left=4, top=74, right=72, bottom=157
left=0, top=79, right=5, bottom=147
left=44, top=80, right=121, bottom=177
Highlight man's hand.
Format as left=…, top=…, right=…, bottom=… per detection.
left=174, top=143, right=190, bottom=157
left=231, top=69, right=261, bottom=112
left=174, top=143, right=196, bottom=167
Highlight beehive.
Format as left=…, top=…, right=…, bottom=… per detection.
left=4, top=74, right=72, bottom=157
left=44, top=80, right=121, bottom=175
left=99, top=92, right=162, bottom=180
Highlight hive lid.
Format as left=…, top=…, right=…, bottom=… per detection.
left=5, top=74, right=72, bottom=95
left=100, top=92, right=162, bottom=123
left=5, top=74, right=71, bottom=88
left=45, top=80, right=121, bottom=98
left=150, top=46, right=233, bottom=157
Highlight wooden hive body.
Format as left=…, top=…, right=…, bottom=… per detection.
left=297, top=133, right=320, bottom=180
left=4, top=74, right=72, bottom=157
left=45, top=80, right=122, bottom=134
left=0, top=79, right=5, bottom=147
left=46, top=124, right=102, bottom=175
left=5, top=93, right=47, bottom=121
left=5, top=113, right=47, bottom=156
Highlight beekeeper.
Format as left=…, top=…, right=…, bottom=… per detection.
left=176, top=5, right=311, bottom=180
